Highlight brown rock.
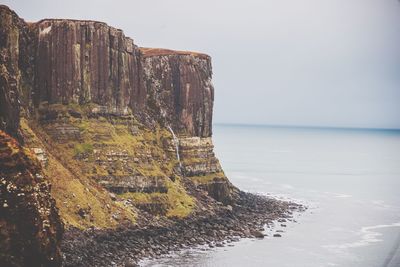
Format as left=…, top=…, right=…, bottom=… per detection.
left=250, top=230, right=265, bottom=239
left=0, top=5, right=24, bottom=139
left=140, top=48, right=214, bottom=137
left=0, top=130, right=63, bottom=267
left=35, top=19, right=141, bottom=115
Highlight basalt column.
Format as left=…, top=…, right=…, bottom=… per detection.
left=35, top=19, right=142, bottom=114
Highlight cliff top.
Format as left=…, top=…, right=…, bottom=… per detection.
left=0, top=4, right=12, bottom=12
left=140, top=47, right=210, bottom=59
left=34, top=18, right=128, bottom=36
left=0, top=5, right=210, bottom=60
left=36, top=18, right=110, bottom=27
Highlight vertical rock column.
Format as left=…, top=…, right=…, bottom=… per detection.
left=0, top=5, right=23, bottom=138
left=35, top=19, right=141, bottom=114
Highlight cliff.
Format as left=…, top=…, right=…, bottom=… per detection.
left=0, top=4, right=235, bottom=232
left=0, top=5, right=303, bottom=267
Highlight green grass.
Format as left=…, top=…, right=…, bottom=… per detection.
left=20, top=105, right=201, bottom=227
left=73, top=143, right=94, bottom=156
left=120, top=179, right=195, bottom=218
left=190, top=171, right=227, bottom=184
left=19, top=119, right=137, bottom=229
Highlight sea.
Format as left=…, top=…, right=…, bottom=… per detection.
left=141, top=124, right=400, bottom=267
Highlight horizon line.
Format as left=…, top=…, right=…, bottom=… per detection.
left=213, top=122, right=400, bottom=132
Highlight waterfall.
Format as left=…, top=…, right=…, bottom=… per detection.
left=167, top=126, right=183, bottom=171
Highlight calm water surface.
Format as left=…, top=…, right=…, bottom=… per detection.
left=141, top=125, right=400, bottom=267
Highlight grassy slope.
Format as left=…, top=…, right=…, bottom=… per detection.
left=20, top=107, right=195, bottom=228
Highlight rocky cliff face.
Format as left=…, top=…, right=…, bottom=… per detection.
left=0, top=130, right=63, bottom=267
left=34, top=19, right=142, bottom=115
left=0, top=4, right=235, bottom=231
left=0, top=6, right=23, bottom=139
left=140, top=48, right=213, bottom=137
left=31, top=21, right=214, bottom=137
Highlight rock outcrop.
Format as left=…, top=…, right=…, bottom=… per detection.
left=0, top=130, right=63, bottom=267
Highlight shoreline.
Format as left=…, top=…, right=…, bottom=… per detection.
left=62, top=191, right=306, bottom=267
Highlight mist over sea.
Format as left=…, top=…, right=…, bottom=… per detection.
left=142, top=124, right=400, bottom=267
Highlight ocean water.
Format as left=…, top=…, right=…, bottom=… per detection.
left=141, top=124, right=400, bottom=267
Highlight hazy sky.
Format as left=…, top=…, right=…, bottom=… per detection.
left=4, top=0, right=400, bottom=129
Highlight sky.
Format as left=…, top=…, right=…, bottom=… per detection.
left=4, top=0, right=400, bottom=129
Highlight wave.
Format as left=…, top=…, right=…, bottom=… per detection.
left=324, top=222, right=400, bottom=250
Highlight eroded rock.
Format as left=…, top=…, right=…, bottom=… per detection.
left=0, top=130, right=63, bottom=267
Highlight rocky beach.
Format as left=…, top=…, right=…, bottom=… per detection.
left=62, top=192, right=304, bottom=267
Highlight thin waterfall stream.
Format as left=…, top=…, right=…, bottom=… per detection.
left=167, top=126, right=183, bottom=171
